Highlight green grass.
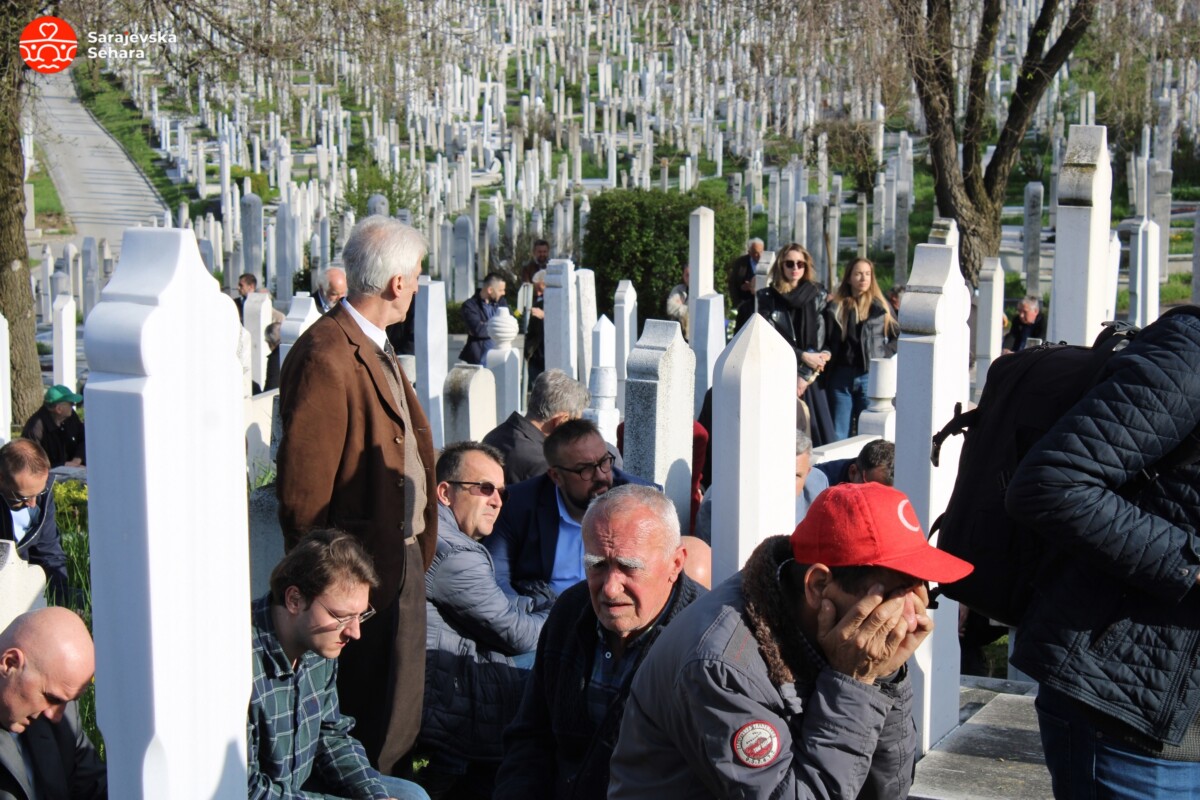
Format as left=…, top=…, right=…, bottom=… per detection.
left=72, top=66, right=190, bottom=213
left=1115, top=272, right=1194, bottom=312
left=28, top=146, right=71, bottom=232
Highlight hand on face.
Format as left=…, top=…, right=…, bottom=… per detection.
left=817, top=582, right=933, bottom=685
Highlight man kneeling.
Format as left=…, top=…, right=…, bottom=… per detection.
left=611, top=482, right=973, bottom=799
left=248, top=529, right=428, bottom=800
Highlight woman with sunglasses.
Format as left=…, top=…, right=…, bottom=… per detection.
left=824, top=257, right=899, bottom=440
left=734, top=243, right=835, bottom=446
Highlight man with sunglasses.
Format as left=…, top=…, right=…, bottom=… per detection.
left=486, top=419, right=653, bottom=600
left=0, top=439, right=68, bottom=605
left=250, top=529, right=429, bottom=800
left=417, top=442, right=551, bottom=798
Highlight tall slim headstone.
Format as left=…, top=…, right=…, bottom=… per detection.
left=1050, top=125, right=1112, bottom=345
left=1128, top=216, right=1161, bottom=329
left=241, top=193, right=264, bottom=282
left=485, top=308, right=522, bottom=424
left=710, top=316, right=795, bottom=582
left=544, top=259, right=578, bottom=380
left=453, top=216, right=475, bottom=303
left=623, top=321, right=696, bottom=528
left=575, top=269, right=597, bottom=385
left=51, top=276, right=76, bottom=391
left=894, top=182, right=910, bottom=286
left=614, top=280, right=637, bottom=415
left=416, top=278, right=449, bottom=449
left=243, top=293, right=272, bottom=389
left=1023, top=183, right=1044, bottom=297
left=894, top=219, right=970, bottom=755
left=687, top=207, right=715, bottom=344
left=974, top=257, right=1004, bottom=402
left=84, top=228, right=249, bottom=798
left=583, top=316, right=620, bottom=447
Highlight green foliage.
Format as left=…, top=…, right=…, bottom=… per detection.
left=1115, top=272, right=1194, bottom=313
left=343, top=163, right=418, bottom=220
left=446, top=301, right=467, bottom=334
left=582, top=187, right=746, bottom=326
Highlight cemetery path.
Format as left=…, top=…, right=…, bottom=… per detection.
left=32, top=71, right=167, bottom=255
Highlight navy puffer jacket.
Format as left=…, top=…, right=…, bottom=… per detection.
left=1005, top=308, right=1200, bottom=745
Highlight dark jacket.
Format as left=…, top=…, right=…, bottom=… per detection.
left=0, top=701, right=106, bottom=800
left=495, top=575, right=706, bottom=800
left=735, top=284, right=828, bottom=377
left=263, top=346, right=280, bottom=393
left=459, top=292, right=507, bottom=365
left=421, top=505, right=550, bottom=761
left=485, top=469, right=656, bottom=598
left=0, top=475, right=68, bottom=603
left=21, top=407, right=85, bottom=468
left=1006, top=308, right=1200, bottom=747
left=725, top=254, right=758, bottom=309
left=611, top=537, right=915, bottom=799
left=483, top=412, right=548, bottom=486
left=1002, top=311, right=1047, bottom=352
left=824, top=299, right=898, bottom=373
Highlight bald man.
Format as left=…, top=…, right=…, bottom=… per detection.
left=0, top=607, right=106, bottom=799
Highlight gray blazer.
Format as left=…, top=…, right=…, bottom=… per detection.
left=0, top=701, right=106, bottom=800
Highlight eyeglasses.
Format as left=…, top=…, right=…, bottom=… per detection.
left=782, top=259, right=807, bottom=270
left=4, top=486, right=49, bottom=509
left=554, top=453, right=615, bottom=481
left=447, top=480, right=503, bottom=497
left=316, top=599, right=376, bottom=631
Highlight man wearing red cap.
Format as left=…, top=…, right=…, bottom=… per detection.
left=609, top=482, right=973, bottom=799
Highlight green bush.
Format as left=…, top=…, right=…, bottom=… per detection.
left=446, top=301, right=467, bottom=334
left=582, top=186, right=746, bottom=329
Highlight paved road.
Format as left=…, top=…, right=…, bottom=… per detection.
left=31, top=70, right=167, bottom=256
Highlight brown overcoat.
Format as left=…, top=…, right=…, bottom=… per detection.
left=276, top=302, right=437, bottom=773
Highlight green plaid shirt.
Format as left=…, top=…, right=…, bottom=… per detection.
left=248, top=594, right=388, bottom=799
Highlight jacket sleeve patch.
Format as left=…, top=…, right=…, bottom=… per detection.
left=732, top=720, right=780, bottom=768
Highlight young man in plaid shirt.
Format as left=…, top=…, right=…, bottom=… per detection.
left=248, top=530, right=429, bottom=799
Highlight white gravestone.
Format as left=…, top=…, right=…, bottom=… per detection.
left=894, top=219, right=970, bottom=755
left=279, top=292, right=322, bottom=366
left=485, top=308, right=522, bottom=424
left=687, top=207, right=715, bottom=343
left=857, top=356, right=897, bottom=441
left=453, top=216, right=474, bottom=303
left=81, top=237, right=100, bottom=321
left=52, top=280, right=76, bottom=391
left=974, top=257, right=1005, bottom=402
left=575, top=269, right=597, bottom=384
left=690, top=295, right=725, bottom=417
left=243, top=293, right=272, bottom=390
left=1023, top=183, right=1044, bottom=298
left=614, top=280, right=637, bottom=416
left=84, top=228, right=250, bottom=798
left=1050, top=125, right=1112, bottom=346
left=416, top=277, right=449, bottom=449
left=0, top=541, right=46, bottom=633
left=583, top=316, right=620, bottom=447
left=241, top=193, right=264, bottom=282
left=544, top=259, right=578, bottom=380
left=38, top=245, right=53, bottom=322
left=1129, top=216, right=1161, bottom=329
left=443, top=364, right=498, bottom=445
left=624, top=321, right=696, bottom=528
left=710, top=315, right=795, bottom=582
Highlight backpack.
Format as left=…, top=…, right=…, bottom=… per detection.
left=928, top=306, right=1200, bottom=627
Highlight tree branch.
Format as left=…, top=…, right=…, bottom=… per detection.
left=962, top=0, right=1002, bottom=206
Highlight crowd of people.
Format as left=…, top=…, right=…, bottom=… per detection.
left=2, top=219, right=1196, bottom=800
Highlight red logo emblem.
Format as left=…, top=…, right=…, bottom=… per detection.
left=732, top=720, right=780, bottom=768
left=20, top=17, right=78, bottom=74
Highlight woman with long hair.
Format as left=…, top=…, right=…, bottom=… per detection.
left=733, top=243, right=835, bottom=445
left=825, top=257, right=898, bottom=440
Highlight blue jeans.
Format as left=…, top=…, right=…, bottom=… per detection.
left=1035, top=688, right=1200, bottom=799
left=380, top=775, right=433, bottom=800
left=827, top=366, right=869, bottom=441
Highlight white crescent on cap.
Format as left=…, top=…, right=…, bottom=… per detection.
left=897, top=499, right=922, bottom=532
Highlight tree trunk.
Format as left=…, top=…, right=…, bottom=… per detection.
left=1, top=5, right=48, bottom=425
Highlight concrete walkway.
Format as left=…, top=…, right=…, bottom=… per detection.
left=31, top=70, right=167, bottom=256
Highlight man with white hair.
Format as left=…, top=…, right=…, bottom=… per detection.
left=277, top=217, right=437, bottom=777
left=315, top=266, right=349, bottom=314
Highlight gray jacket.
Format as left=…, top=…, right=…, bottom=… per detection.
left=421, top=504, right=551, bottom=760
left=610, top=537, right=915, bottom=799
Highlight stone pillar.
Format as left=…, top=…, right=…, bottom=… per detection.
left=575, top=269, right=597, bottom=385
left=624, top=321, right=696, bottom=529
left=583, top=316, right=620, bottom=446
left=416, top=278, right=449, bottom=449
left=485, top=308, right=522, bottom=424
left=894, top=182, right=910, bottom=286
left=453, top=216, right=475, bottom=303
left=1050, top=126, right=1112, bottom=345
left=83, top=228, right=249, bottom=798
left=687, top=207, right=715, bottom=345
left=279, top=293, right=321, bottom=366
left=691, top=295, right=725, bottom=418
left=39, top=245, right=53, bottom=322
left=243, top=293, right=272, bottom=389
left=544, top=259, right=578, bottom=380
left=614, top=280, right=637, bottom=416
left=443, top=364, right=498, bottom=444
left=856, top=356, right=896, bottom=441
left=1149, top=162, right=1172, bottom=288
left=805, top=196, right=825, bottom=285
left=241, top=193, right=264, bottom=282
left=974, top=257, right=1005, bottom=402
left=1023, top=183, right=1043, bottom=298
left=81, top=237, right=100, bottom=321
left=1128, top=216, right=1161, bottom=329
left=893, top=219, right=971, bottom=755
left=856, top=192, right=868, bottom=258
left=710, top=315, right=795, bottom=583
left=52, top=276, right=76, bottom=391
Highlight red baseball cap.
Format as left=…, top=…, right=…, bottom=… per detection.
left=791, top=483, right=973, bottom=584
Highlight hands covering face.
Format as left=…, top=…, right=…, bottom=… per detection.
left=817, top=582, right=934, bottom=685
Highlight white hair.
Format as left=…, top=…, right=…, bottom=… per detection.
left=342, top=217, right=427, bottom=298
left=582, top=484, right=681, bottom=557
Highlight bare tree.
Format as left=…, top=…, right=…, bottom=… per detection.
left=887, top=0, right=1096, bottom=286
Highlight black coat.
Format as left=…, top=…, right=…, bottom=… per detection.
left=1005, top=308, right=1200, bottom=746
left=735, top=284, right=829, bottom=376
left=0, top=475, right=68, bottom=603
left=22, top=407, right=85, bottom=468
left=494, top=575, right=706, bottom=800
left=824, top=299, right=898, bottom=373
left=483, top=412, right=548, bottom=486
